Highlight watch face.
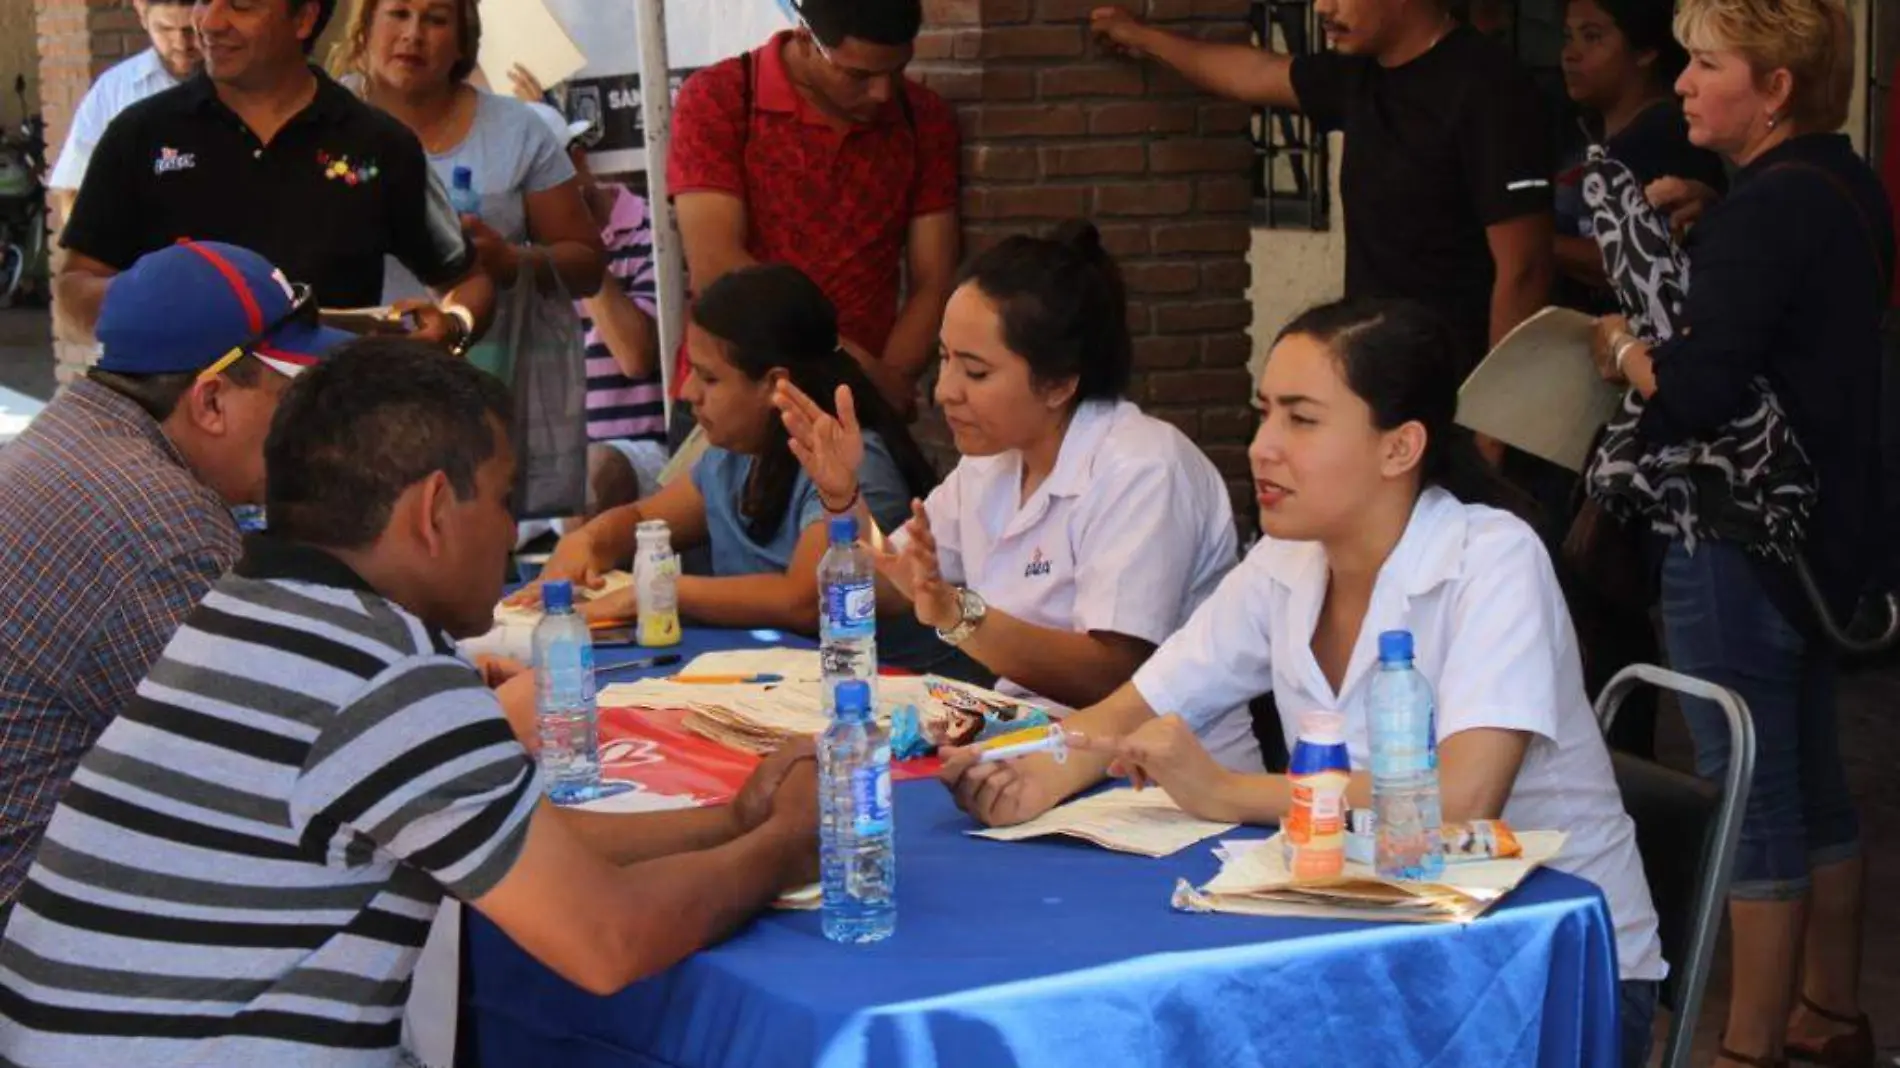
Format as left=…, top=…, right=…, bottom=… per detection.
left=960, top=588, right=986, bottom=621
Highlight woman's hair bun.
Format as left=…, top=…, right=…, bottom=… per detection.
left=1049, top=218, right=1105, bottom=261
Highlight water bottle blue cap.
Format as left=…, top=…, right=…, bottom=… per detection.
left=452, top=165, right=473, bottom=187
left=836, top=679, right=872, bottom=716
left=542, top=580, right=574, bottom=613
left=828, top=514, right=859, bottom=544
left=1378, top=629, right=1413, bottom=662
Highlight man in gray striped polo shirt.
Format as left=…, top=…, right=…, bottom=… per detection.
left=0, top=340, right=819, bottom=1067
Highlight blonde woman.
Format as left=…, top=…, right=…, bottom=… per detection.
left=1588, top=0, right=1888, bottom=1063
left=329, top=0, right=603, bottom=378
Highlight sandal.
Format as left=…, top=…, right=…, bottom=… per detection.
left=1719, top=1048, right=1788, bottom=1068
left=1786, top=995, right=1875, bottom=1068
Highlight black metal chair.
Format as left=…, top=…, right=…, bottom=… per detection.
left=1595, top=664, right=1755, bottom=1068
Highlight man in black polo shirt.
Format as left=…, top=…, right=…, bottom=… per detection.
left=54, top=0, right=493, bottom=352
left=1093, top=1, right=1554, bottom=377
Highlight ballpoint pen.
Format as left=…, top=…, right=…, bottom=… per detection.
left=595, top=654, right=684, bottom=676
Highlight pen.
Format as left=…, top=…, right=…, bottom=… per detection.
left=669, top=673, right=785, bottom=685
left=595, top=654, right=684, bottom=676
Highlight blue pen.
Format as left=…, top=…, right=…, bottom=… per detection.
left=670, top=672, right=785, bottom=685
left=595, top=654, right=683, bottom=677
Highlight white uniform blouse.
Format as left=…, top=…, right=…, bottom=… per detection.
left=48, top=49, right=183, bottom=193
left=1132, top=487, right=1666, bottom=981
left=901, top=399, right=1261, bottom=771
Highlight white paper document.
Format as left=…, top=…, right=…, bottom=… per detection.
left=970, top=788, right=1237, bottom=858
left=1175, top=830, right=1567, bottom=924
left=475, top=0, right=587, bottom=91
left=492, top=569, right=633, bottom=625
left=1456, top=306, right=1625, bottom=473
left=679, top=648, right=824, bottom=683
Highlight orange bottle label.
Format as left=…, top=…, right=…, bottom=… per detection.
left=1286, top=771, right=1348, bottom=879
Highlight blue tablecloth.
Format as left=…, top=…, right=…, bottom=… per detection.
left=464, top=629, right=1622, bottom=1068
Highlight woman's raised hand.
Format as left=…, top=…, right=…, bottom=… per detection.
left=773, top=381, right=863, bottom=510
left=874, top=500, right=961, bottom=631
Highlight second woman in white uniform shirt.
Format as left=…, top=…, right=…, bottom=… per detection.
left=776, top=221, right=1255, bottom=770
left=938, top=298, right=1665, bottom=1067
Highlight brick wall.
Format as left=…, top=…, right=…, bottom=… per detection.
left=39, top=0, right=146, bottom=382
left=913, top=0, right=1259, bottom=522
left=37, top=0, right=141, bottom=167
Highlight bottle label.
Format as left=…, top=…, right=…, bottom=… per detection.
left=851, top=752, right=892, bottom=836
left=544, top=641, right=597, bottom=705
left=636, top=549, right=681, bottom=647
left=824, top=579, right=875, bottom=635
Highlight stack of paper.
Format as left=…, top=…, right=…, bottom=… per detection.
left=494, top=570, right=633, bottom=625
left=970, top=788, right=1237, bottom=858
left=679, top=648, right=824, bottom=683
left=595, top=671, right=1043, bottom=756
left=1172, top=830, right=1567, bottom=924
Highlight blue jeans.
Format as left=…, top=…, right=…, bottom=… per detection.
left=1658, top=540, right=1860, bottom=899
left=1620, top=980, right=1658, bottom=1068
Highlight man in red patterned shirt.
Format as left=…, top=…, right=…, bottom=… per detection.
left=668, top=0, right=960, bottom=421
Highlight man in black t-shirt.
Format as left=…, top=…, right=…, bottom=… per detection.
left=1094, top=2, right=1555, bottom=377
left=53, top=0, right=494, bottom=354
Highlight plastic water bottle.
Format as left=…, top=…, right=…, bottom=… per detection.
left=633, top=520, right=681, bottom=647
left=819, top=679, right=895, bottom=943
left=1368, top=630, right=1444, bottom=881
left=533, top=580, right=601, bottom=804
left=818, top=515, right=877, bottom=713
left=449, top=165, right=481, bottom=216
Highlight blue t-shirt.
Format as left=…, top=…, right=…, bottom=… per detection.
left=692, top=432, right=912, bottom=577
left=690, top=433, right=987, bottom=680
left=380, top=90, right=576, bottom=378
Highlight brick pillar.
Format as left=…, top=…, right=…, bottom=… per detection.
left=914, top=0, right=1259, bottom=521
left=37, top=0, right=142, bottom=383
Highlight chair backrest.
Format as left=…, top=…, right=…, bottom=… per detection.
left=1595, top=664, right=1755, bottom=1068
left=1607, top=752, right=1720, bottom=1011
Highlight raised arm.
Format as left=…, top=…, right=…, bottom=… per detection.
left=1091, top=5, right=1298, bottom=108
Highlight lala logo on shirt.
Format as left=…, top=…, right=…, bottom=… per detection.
left=1023, top=547, right=1052, bottom=579
left=152, top=146, right=196, bottom=175
left=316, top=150, right=380, bottom=186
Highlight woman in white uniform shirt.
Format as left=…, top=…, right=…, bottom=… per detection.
left=776, top=222, right=1255, bottom=768
left=940, top=299, right=1665, bottom=1068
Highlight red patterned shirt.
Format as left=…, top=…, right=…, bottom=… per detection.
left=0, top=378, right=241, bottom=903
left=666, top=31, right=960, bottom=396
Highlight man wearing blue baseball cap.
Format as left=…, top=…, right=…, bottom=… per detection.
left=0, top=239, right=352, bottom=917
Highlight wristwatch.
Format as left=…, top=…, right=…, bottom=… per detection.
left=935, top=586, right=988, bottom=647
left=443, top=304, right=476, bottom=358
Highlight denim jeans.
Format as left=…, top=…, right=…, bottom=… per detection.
left=1658, top=540, right=1861, bottom=899
left=1620, top=979, right=1658, bottom=1068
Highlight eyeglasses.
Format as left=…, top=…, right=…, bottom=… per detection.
left=198, top=282, right=316, bottom=380
left=800, top=19, right=904, bottom=84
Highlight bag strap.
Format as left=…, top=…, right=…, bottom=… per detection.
left=1766, top=160, right=1893, bottom=295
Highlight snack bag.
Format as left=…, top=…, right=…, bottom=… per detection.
left=1441, top=819, right=1523, bottom=861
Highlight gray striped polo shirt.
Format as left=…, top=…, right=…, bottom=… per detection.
left=0, top=537, right=539, bottom=1068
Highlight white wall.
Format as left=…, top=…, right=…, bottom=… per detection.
left=1246, top=132, right=1345, bottom=382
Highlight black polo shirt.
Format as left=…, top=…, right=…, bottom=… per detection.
left=1291, top=26, right=1554, bottom=372
left=62, top=68, right=470, bottom=308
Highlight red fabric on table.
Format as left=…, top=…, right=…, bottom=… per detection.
left=598, top=704, right=941, bottom=807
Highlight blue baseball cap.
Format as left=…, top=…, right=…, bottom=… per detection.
left=96, top=240, right=354, bottom=379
